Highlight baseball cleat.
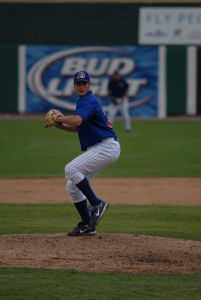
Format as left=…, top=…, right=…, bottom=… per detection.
left=67, top=222, right=96, bottom=236
left=90, top=200, right=109, bottom=228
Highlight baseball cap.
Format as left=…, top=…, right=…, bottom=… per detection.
left=74, top=71, right=90, bottom=84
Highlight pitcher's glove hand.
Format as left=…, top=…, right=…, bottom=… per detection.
left=44, top=109, right=63, bottom=128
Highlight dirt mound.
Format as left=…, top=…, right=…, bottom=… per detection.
left=0, top=233, right=201, bottom=273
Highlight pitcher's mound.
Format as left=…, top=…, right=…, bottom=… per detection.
left=0, top=233, right=201, bottom=273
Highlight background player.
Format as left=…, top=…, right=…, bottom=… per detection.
left=108, top=71, right=132, bottom=132
left=55, top=71, right=120, bottom=236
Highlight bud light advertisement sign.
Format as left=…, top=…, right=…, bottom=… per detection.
left=26, top=46, right=158, bottom=116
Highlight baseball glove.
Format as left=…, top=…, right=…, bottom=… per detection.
left=44, top=109, right=63, bottom=128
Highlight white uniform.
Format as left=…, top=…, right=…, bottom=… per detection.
left=65, top=138, right=120, bottom=203
left=108, top=97, right=131, bottom=131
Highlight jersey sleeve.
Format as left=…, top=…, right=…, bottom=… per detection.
left=75, top=99, right=97, bottom=122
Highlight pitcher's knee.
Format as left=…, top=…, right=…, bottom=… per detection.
left=64, top=164, right=84, bottom=184
left=64, top=165, right=75, bottom=180
left=66, top=180, right=72, bottom=194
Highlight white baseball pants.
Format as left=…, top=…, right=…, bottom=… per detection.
left=108, top=97, right=131, bottom=131
left=65, top=137, right=120, bottom=203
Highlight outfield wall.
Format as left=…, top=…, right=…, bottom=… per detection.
left=0, top=3, right=200, bottom=116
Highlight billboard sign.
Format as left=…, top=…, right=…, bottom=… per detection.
left=139, top=7, right=201, bottom=45
left=26, top=46, right=158, bottom=117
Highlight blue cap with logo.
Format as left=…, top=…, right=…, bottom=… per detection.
left=74, top=71, right=90, bottom=84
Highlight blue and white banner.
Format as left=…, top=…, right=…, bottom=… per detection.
left=139, top=7, right=201, bottom=45
left=25, top=46, right=158, bottom=117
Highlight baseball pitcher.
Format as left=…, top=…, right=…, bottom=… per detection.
left=45, top=71, right=120, bottom=236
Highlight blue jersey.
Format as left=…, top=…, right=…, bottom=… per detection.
left=108, top=78, right=128, bottom=98
left=75, top=91, right=118, bottom=151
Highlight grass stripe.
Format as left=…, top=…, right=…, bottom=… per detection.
left=0, top=204, right=201, bottom=241
left=0, top=120, right=201, bottom=177
left=0, top=268, right=201, bottom=300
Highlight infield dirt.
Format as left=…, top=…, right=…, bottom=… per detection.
left=1, top=177, right=201, bottom=205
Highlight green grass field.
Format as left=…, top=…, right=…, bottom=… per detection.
left=0, top=119, right=201, bottom=299
left=0, top=119, right=201, bottom=177
left=0, top=268, right=201, bottom=300
left=0, top=204, right=201, bottom=241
